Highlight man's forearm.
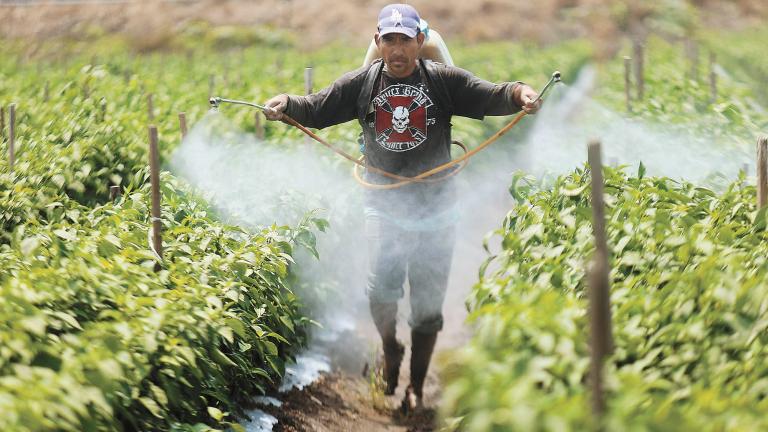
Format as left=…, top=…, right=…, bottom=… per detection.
left=285, top=94, right=317, bottom=127
left=483, top=81, right=525, bottom=116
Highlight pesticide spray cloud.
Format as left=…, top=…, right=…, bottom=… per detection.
left=167, top=110, right=516, bottom=377
left=170, top=112, right=376, bottom=354
left=170, top=113, right=358, bottom=229
left=169, top=70, right=754, bottom=388
left=515, top=66, right=754, bottom=183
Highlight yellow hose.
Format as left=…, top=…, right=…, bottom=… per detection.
left=280, top=110, right=529, bottom=189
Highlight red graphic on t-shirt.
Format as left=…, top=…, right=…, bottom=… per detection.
left=372, top=84, right=433, bottom=152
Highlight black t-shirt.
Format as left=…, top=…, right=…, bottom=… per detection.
left=285, top=60, right=522, bottom=221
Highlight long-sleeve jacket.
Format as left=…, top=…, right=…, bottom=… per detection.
left=285, top=59, right=523, bottom=224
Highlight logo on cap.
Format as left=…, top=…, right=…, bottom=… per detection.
left=378, top=4, right=420, bottom=37
left=391, top=9, right=403, bottom=26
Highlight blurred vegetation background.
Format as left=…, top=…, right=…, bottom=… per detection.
left=1, top=0, right=766, bottom=56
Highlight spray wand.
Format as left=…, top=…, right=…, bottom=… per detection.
left=209, top=71, right=562, bottom=189
left=209, top=97, right=272, bottom=112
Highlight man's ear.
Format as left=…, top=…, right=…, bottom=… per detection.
left=417, top=32, right=425, bottom=47
left=374, top=33, right=381, bottom=48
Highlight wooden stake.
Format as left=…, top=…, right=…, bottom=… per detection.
left=758, top=136, right=768, bottom=209
left=149, top=126, right=163, bottom=268
left=147, top=93, right=154, bottom=121
left=0, top=106, right=4, bottom=144
left=44, top=80, right=50, bottom=102
left=691, top=41, right=700, bottom=82
left=633, top=41, right=644, bottom=100
left=178, top=112, right=188, bottom=139
left=709, top=53, right=717, bottom=104
left=9, top=104, right=16, bottom=172
left=685, top=38, right=699, bottom=81
left=624, top=56, right=632, bottom=113
left=100, top=98, right=107, bottom=122
left=109, top=185, right=121, bottom=201
left=208, top=74, right=215, bottom=98
left=255, top=112, right=265, bottom=140
left=587, top=139, right=613, bottom=421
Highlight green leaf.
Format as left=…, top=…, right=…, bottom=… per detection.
left=150, top=384, right=168, bottom=408
left=20, top=315, right=48, bottom=336
left=212, top=349, right=237, bottom=368
left=218, top=326, right=234, bottom=344
left=20, top=236, right=40, bottom=256
left=53, top=228, right=77, bottom=241
left=139, top=397, right=165, bottom=419
left=207, top=406, right=223, bottom=422
left=225, top=318, right=247, bottom=339
left=262, top=340, right=278, bottom=356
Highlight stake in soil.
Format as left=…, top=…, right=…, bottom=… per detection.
left=587, top=139, right=613, bottom=420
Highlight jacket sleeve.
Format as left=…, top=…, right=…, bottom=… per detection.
left=284, top=65, right=370, bottom=129
left=439, top=64, right=523, bottom=119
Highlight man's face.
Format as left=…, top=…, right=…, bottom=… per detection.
left=375, top=32, right=425, bottom=78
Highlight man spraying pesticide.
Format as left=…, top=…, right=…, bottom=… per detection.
left=214, top=3, right=558, bottom=413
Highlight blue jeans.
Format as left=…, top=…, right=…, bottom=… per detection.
left=365, top=213, right=456, bottom=333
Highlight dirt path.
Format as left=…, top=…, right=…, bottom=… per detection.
left=256, top=311, right=462, bottom=432
left=251, top=182, right=511, bottom=431
left=261, top=373, right=435, bottom=432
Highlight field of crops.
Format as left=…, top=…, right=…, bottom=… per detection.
left=440, top=29, right=768, bottom=432
left=1, top=17, right=767, bottom=432
left=0, top=29, right=334, bottom=431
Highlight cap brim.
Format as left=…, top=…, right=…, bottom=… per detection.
left=378, top=27, right=418, bottom=38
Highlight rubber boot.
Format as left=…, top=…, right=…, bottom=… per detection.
left=369, top=301, right=404, bottom=395
left=401, top=330, right=438, bottom=414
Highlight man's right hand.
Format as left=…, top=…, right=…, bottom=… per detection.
left=263, top=94, right=288, bottom=121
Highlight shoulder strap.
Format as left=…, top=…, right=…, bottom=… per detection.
left=357, top=59, right=384, bottom=125
left=419, top=58, right=453, bottom=116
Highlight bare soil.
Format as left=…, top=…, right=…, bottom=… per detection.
left=251, top=289, right=469, bottom=432
left=261, top=373, right=436, bottom=432
left=2, top=0, right=765, bottom=54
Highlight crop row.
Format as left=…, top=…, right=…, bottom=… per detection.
left=0, top=34, right=332, bottom=431
left=1, top=166, right=325, bottom=430
left=441, top=27, right=768, bottom=431
left=442, top=165, right=768, bottom=430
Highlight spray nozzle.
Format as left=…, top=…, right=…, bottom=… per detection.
left=207, top=96, right=270, bottom=112
left=532, top=71, right=563, bottom=104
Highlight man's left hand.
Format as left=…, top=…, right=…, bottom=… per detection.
left=515, top=84, right=542, bottom=114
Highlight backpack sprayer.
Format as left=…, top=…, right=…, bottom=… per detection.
left=208, top=70, right=561, bottom=189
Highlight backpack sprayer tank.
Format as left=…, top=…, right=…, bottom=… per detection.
left=363, top=19, right=454, bottom=67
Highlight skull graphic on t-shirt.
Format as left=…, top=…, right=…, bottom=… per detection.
left=372, top=83, right=434, bottom=152
left=392, top=106, right=410, bottom=133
